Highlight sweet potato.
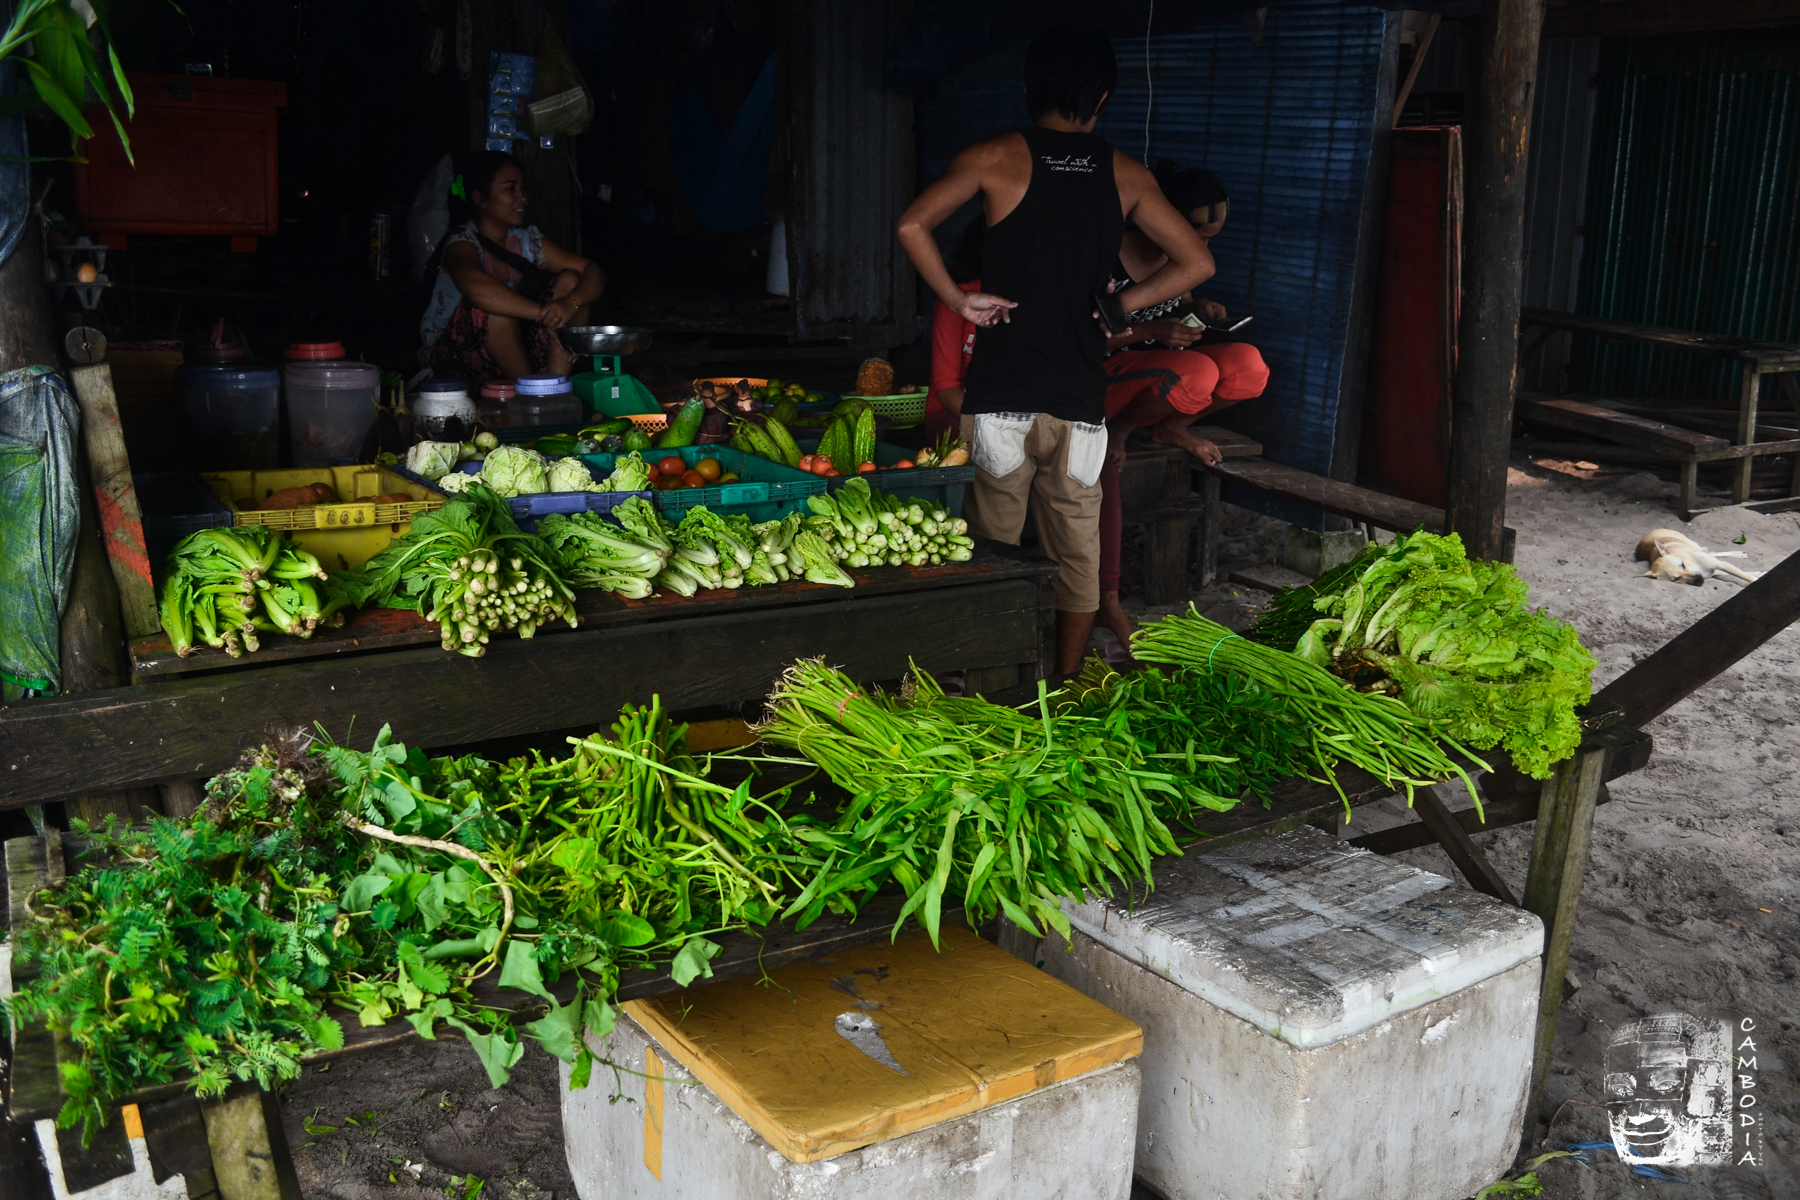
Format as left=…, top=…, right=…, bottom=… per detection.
left=262, top=487, right=310, bottom=510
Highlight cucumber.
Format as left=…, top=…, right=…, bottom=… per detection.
left=761, top=415, right=803, bottom=467
left=740, top=422, right=784, bottom=464
left=852, top=408, right=876, bottom=469
left=656, top=399, right=705, bottom=448
left=817, top=417, right=847, bottom=466
left=578, top=419, right=630, bottom=439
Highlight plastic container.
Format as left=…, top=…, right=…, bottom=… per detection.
left=796, top=438, right=975, bottom=517
left=397, top=460, right=654, bottom=533
left=203, top=465, right=445, bottom=573
left=135, top=470, right=235, bottom=569
left=477, top=379, right=515, bottom=426
left=180, top=364, right=282, bottom=468
left=286, top=341, right=345, bottom=361
left=509, top=374, right=582, bottom=427
left=580, top=446, right=824, bottom=524
left=843, top=391, right=928, bottom=428
left=414, top=378, right=477, bottom=443
left=285, top=360, right=380, bottom=466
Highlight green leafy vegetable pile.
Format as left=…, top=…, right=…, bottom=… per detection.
left=1246, top=530, right=1596, bottom=777
left=326, top=486, right=578, bottom=653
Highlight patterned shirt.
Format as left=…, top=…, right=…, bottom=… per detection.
left=420, top=222, right=548, bottom=347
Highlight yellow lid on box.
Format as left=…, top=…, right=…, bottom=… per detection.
left=622, top=925, right=1142, bottom=1163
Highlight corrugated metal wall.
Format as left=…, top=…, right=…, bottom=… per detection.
left=1572, top=30, right=1800, bottom=400
left=914, top=0, right=1394, bottom=520
left=1519, top=37, right=1600, bottom=393
left=783, top=0, right=915, bottom=337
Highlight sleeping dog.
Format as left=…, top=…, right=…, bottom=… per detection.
left=1635, top=528, right=1761, bottom=586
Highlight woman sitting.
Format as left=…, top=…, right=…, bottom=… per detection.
left=1098, top=166, right=1270, bottom=651
left=420, top=152, right=606, bottom=386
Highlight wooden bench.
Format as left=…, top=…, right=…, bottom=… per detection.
left=1112, top=426, right=1262, bottom=602
left=1520, top=308, right=1800, bottom=506
left=1202, top=454, right=1518, bottom=562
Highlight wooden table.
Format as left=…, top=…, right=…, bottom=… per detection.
left=1112, top=425, right=1262, bottom=601
left=1519, top=307, right=1800, bottom=507
left=0, top=549, right=1058, bottom=810
left=1, top=709, right=1655, bottom=1199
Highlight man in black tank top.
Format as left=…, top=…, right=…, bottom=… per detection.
left=897, top=28, right=1214, bottom=674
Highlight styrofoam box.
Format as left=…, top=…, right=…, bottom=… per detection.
left=562, top=1010, right=1141, bottom=1200
left=1015, top=825, right=1545, bottom=1200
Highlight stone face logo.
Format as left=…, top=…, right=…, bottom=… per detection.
left=1604, top=1013, right=1733, bottom=1165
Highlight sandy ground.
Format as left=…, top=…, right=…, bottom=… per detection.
left=277, top=454, right=1800, bottom=1200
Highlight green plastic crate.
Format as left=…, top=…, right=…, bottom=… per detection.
left=578, top=445, right=825, bottom=524
left=796, top=438, right=974, bottom=517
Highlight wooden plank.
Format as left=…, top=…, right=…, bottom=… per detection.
left=1520, top=307, right=1800, bottom=366
left=199, top=1090, right=301, bottom=1200
left=1190, top=425, right=1263, bottom=459
left=0, top=579, right=1051, bottom=807
left=129, top=553, right=1053, bottom=679
left=1209, top=457, right=1448, bottom=533
left=1736, top=368, right=1762, bottom=503
left=1516, top=394, right=1730, bottom=453
left=1545, top=0, right=1800, bottom=40
left=67, top=364, right=160, bottom=640
left=1411, top=785, right=1519, bottom=903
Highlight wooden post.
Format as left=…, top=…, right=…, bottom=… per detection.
left=1735, top=367, right=1762, bottom=504
left=199, top=1091, right=301, bottom=1200
left=1445, top=0, right=1547, bottom=561
left=67, top=363, right=159, bottom=640
left=1520, top=746, right=1606, bottom=1143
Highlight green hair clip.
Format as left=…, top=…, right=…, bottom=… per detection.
left=450, top=174, right=467, bottom=200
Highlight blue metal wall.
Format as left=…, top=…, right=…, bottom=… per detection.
left=914, top=0, right=1392, bottom=520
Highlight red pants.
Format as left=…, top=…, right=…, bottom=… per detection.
left=1099, top=343, right=1269, bottom=593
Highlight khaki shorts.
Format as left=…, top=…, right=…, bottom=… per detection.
left=960, top=412, right=1106, bottom=612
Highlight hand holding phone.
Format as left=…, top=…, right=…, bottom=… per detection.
left=1093, top=291, right=1130, bottom=335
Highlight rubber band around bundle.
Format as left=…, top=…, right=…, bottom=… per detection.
left=837, top=692, right=863, bottom=718
left=1206, top=634, right=1242, bottom=672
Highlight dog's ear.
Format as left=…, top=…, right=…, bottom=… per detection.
left=1653, top=539, right=1677, bottom=559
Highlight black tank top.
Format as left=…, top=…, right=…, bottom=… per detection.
left=962, top=127, right=1124, bottom=425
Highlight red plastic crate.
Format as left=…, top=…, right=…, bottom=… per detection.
left=73, top=74, right=288, bottom=240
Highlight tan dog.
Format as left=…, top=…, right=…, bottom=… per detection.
left=1635, top=529, right=1760, bottom=586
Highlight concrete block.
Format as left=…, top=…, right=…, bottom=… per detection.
left=1279, top=526, right=1367, bottom=577
left=1028, top=826, right=1543, bottom=1200
left=560, top=1011, right=1141, bottom=1200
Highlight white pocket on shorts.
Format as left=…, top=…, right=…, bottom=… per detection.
left=1065, top=420, right=1107, bottom=489
left=970, top=412, right=1036, bottom=479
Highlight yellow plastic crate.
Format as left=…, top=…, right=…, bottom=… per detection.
left=203, top=466, right=445, bottom=573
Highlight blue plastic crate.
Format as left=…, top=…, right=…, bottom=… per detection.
left=579, top=446, right=825, bottom=525
left=393, top=461, right=652, bottom=532
left=136, top=471, right=235, bottom=568
left=795, top=439, right=974, bottom=518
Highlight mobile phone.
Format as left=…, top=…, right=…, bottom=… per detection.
left=1093, top=291, right=1130, bottom=334
left=1204, top=315, right=1254, bottom=333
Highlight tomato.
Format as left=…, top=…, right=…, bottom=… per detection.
left=657, top=476, right=684, bottom=490
left=720, top=472, right=740, bottom=483
left=694, top=457, right=723, bottom=482
left=892, top=459, right=914, bottom=469
left=644, top=463, right=661, bottom=480
left=811, top=455, right=833, bottom=475
left=857, top=461, right=877, bottom=474
left=657, top=455, right=687, bottom=477
left=825, top=469, right=844, bottom=477
left=680, top=469, right=707, bottom=489
left=797, top=454, right=814, bottom=471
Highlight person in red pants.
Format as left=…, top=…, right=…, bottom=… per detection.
left=1097, top=166, right=1270, bottom=652
left=923, top=221, right=985, bottom=438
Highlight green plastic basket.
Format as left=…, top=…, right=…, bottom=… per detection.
left=796, top=438, right=974, bottom=517
left=578, top=446, right=825, bottom=524
left=844, top=391, right=928, bottom=428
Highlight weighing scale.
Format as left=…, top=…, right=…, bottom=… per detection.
left=559, top=325, right=660, bottom=418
